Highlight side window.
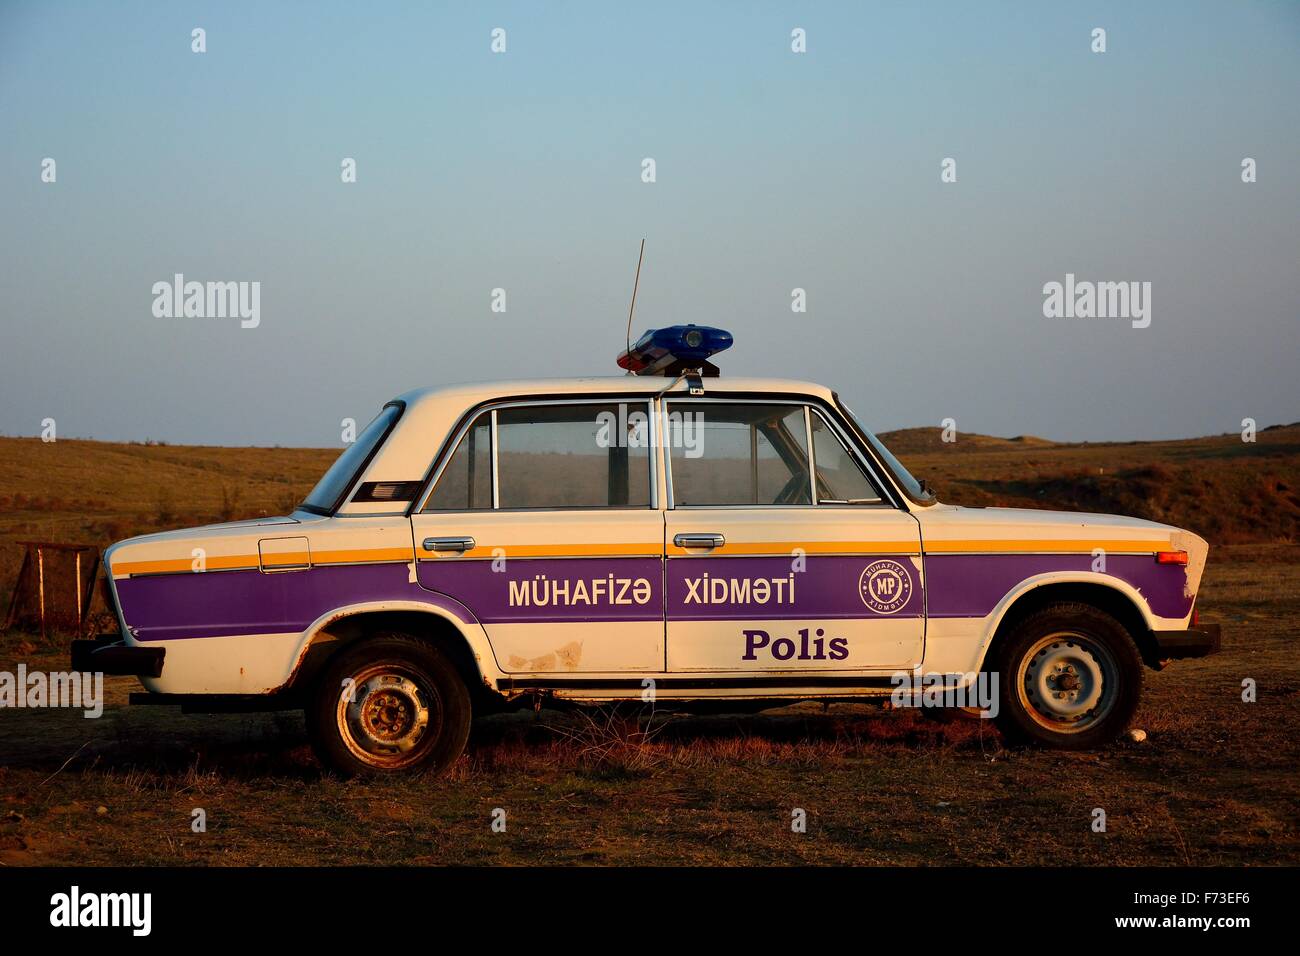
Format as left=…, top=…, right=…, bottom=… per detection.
left=496, top=403, right=651, bottom=508
left=810, top=411, right=883, bottom=504
left=667, top=403, right=811, bottom=506
left=423, top=413, right=492, bottom=511
left=423, top=403, right=653, bottom=511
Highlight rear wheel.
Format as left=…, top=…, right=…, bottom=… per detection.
left=307, top=633, right=472, bottom=777
left=993, top=603, right=1142, bottom=749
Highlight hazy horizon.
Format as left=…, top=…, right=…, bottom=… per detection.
left=2, top=409, right=1294, bottom=450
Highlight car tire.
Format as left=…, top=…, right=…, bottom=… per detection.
left=307, top=633, right=472, bottom=777
left=992, top=602, right=1142, bottom=749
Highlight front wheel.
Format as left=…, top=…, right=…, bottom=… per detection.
left=993, top=603, right=1143, bottom=749
left=307, top=634, right=472, bottom=777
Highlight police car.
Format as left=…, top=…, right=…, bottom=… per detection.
left=73, top=326, right=1221, bottom=775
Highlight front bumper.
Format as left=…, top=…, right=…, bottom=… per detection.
left=1151, top=623, right=1221, bottom=661
left=70, top=634, right=165, bottom=678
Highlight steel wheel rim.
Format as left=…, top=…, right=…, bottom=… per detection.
left=336, top=664, right=442, bottom=769
left=1016, top=631, right=1117, bottom=733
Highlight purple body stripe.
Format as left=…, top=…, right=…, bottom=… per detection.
left=667, top=555, right=924, bottom=620
left=418, top=557, right=664, bottom=623
left=924, top=554, right=1192, bottom=619
left=116, top=563, right=476, bottom=642
left=116, top=550, right=1191, bottom=643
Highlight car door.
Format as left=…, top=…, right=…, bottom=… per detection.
left=662, top=398, right=924, bottom=672
left=410, top=398, right=665, bottom=674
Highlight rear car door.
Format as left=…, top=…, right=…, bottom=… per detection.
left=662, top=399, right=924, bottom=672
left=410, top=399, right=665, bottom=674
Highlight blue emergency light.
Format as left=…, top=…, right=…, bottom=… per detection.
left=617, top=324, right=734, bottom=377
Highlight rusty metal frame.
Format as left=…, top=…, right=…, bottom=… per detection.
left=3, top=541, right=100, bottom=639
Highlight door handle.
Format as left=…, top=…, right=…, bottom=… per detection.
left=674, top=532, right=725, bottom=550
left=423, top=536, right=476, bottom=553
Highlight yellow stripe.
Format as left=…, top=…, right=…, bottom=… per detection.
left=666, top=540, right=921, bottom=557
left=923, top=539, right=1169, bottom=554
left=665, top=539, right=1165, bottom=557
left=312, top=547, right=415, bottom=564
left=113, top=546, right=414, bottom=577
left=114, top=538, right=1172, bottom=576
left=112, top=554, right=255, bottom=576
left=260, top=551, right=310, bottom=565
left=432, top=543, right=663, bottom=559
left=115, top=543, right=663, bottom=575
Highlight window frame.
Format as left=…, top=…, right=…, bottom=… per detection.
left=302, top=401, right=406, bottom=516
left=834, top=393, right=936, bottom=507
left=807, top=407, right=887, bottom=506
left=418, top=410, right=494, bottom=513
left=417, top=397, right=659, bottom=514
left=661, top=397, right=896, bottom=511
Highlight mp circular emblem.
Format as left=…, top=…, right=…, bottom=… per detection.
left=859, top=560, right=914, bottom=614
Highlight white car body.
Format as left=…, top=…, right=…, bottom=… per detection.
left=93, top=375, right=1213, bottom=707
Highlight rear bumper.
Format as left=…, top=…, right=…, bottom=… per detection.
left=70, top=634, right=165, bottom=678
left=1152, top=623, right=1221, bottom=660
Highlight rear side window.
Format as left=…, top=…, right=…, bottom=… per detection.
left=422, top=401, right=653, bottom=511
left=667, top=402, right=811, bottom=506
left=423, top=413, right=492, bottom=511
left=496, top=403, right=651, bottom=508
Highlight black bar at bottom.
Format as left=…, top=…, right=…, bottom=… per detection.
left=0, top=866, right=1276, bottom=941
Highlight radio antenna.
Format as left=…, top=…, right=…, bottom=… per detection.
left=624, top=238, right=646, bottom=367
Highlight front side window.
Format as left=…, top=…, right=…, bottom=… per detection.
left=302, top=403, right=403, bottom=513
left=811, top=411, right=883, bottom=504
left=667, top=402, right=811, bottom=506
left=837, top=399, right=933, bottom=503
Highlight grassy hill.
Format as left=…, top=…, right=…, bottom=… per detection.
left=874, top=427, right=1056, bottom=455
left=1, top=423, right=1297, bottom=610
left=883, top=423, right=1300, bottom=545
left=0, top=439, right=335, bottom=611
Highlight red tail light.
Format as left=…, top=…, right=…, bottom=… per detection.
left=1156, top=550, right=1189, bottom=565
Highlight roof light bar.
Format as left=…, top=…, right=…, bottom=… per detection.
left=616, top=324, right=734, bottom=377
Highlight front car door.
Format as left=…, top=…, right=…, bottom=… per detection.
left=662, top=398, right=924, bottom=672
left=410, top=398, right=665, bottom=674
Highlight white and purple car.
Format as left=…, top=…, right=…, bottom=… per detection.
left=74, top=326, right=1220, bottom=775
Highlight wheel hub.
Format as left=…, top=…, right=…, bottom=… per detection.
left=1020, top=633, right=1114, bottom=731
left=343, top=673, right=430, bottom=757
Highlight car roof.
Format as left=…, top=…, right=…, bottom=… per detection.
left=392, top=376, right=837, bottom=411
left=335, top=376, right=842, bottom=514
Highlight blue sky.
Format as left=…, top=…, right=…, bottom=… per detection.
left=1, top=1, right=1297, bottom=446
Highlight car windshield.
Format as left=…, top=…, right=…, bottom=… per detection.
left=837, top=401, right=933, bottom=503
left=301, top=404, right=403, bottom=513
